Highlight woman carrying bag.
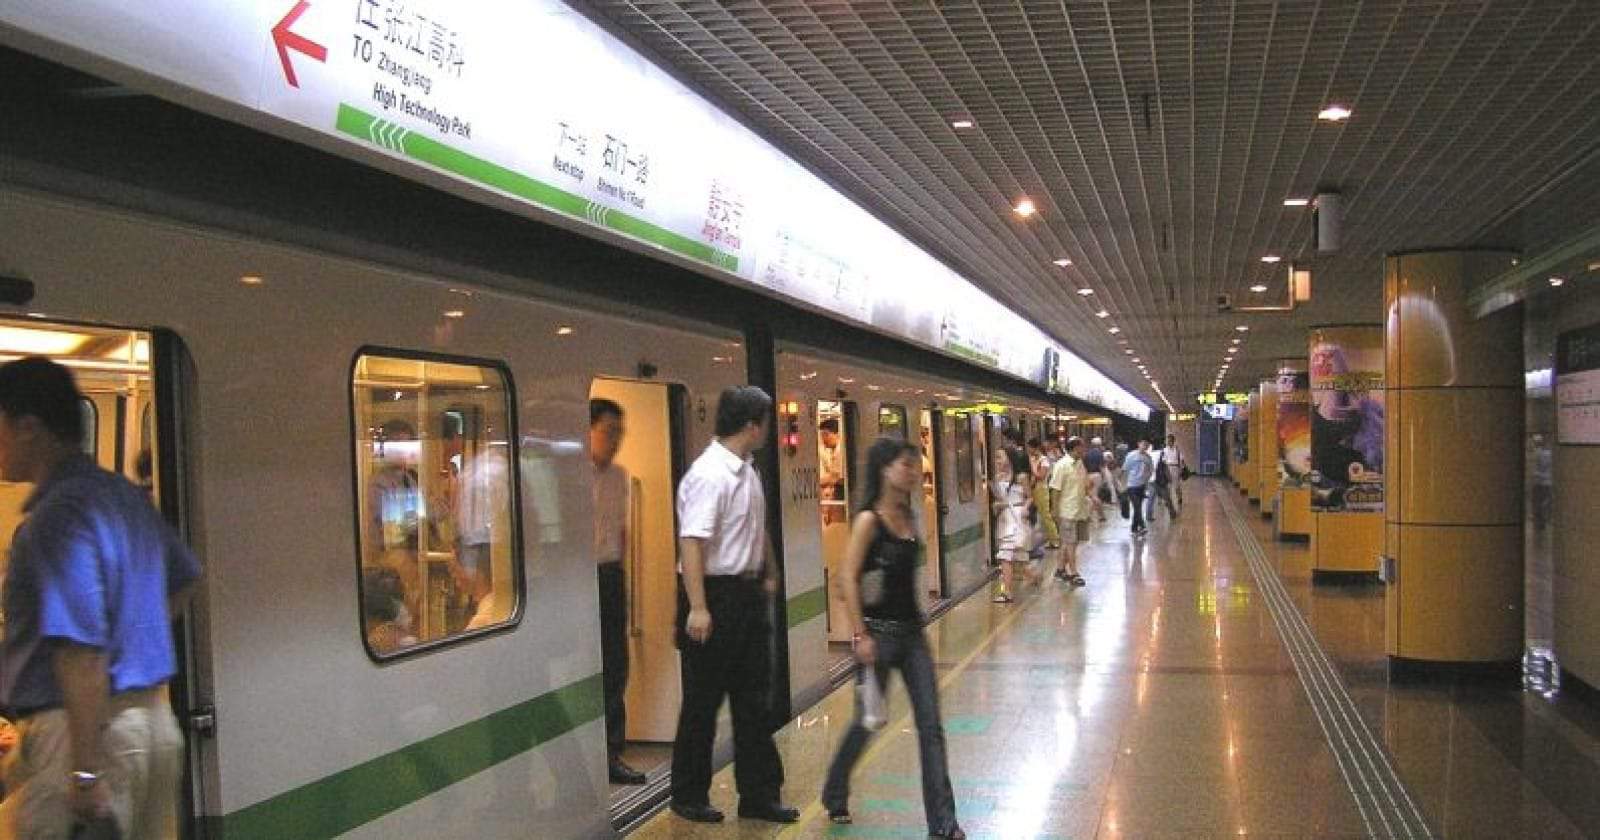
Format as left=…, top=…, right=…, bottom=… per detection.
left=822, top=438, right=964, bottom=839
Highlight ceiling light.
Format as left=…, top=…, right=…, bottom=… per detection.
left=1076, top=287, right=1095, bottom=296
left=1550, top=276, right=1565, bottom=287
left=1132, top=357, right=1141, bottom=363
left=1260, top=255, right=1281, bottom=264
left=1108, top=327, right=1121, bottom=334
left=556, top=325, right=574, bottom=336
left=1095, top=310, right=1110, bottom=318
left=443, top=310, right=465, bottom=319
left=1013, top=198, right=1037, bottom=218
left=1283, top=198, right=1310, bottom=207
left=1232, top=338, right=1242, bottom=345
left=0, top=326, right=92, bottom=356
left=1227, top=347, right=1239, bottom=354
left=951, top=119, right=974, bottom=129
left=1236, top=325, right=1250, bottom=332
left=1588, top=261, right=1600, bottom=273
left=239, top=275, right=265, bottom=286
left=1124, top=349, right=1135, bottom=355
left=1053, top=258, right=1073, bottom=267
left=1318, top=104, right=1352, bottom=122
left=1250, top=284, right=1269, bottom=293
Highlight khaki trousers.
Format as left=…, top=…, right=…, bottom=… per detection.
left=0, top=687, right=184, bottom=840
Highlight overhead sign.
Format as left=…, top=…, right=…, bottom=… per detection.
left=0, top=0, right=1149, bottom=421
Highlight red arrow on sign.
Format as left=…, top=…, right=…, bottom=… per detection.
left=272, top=0, right=326, bottom=88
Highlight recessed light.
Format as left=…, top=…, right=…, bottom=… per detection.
left=1260, top=255, right=1282, bottom=264
left=1250, top=284, right=1269, bottom=293
left=1076, top=287, right=1095, bottom=296
left=444, top=310, right=465, bottom=319
left=1124, top=349, right=1135, bottom=355
left=951, top=119, right=974, bottom=129
left=1108, top=326, right=1121, bottom=334
left=1283, top=198, right=1310, bottom=207
left=1588, top=261, right=1600, bottom=273
left=1232, top=338, right=1242, bottom=345
left=1318, top=104, right=1352, bottom=122
left=1228, top=347, right=1239, bottom=354
left=556, top=325, right=574, bottom=336
left=1013, top=198, right=1037, bottom=218
left=1053, top=258, right=1073, bottom=267
left=1236, top=325, right=1250, bottom=332
left=1132, top=357, right=1141, bottom=363
left=239, top=275, right=265, bottom=286
left=1095, top=310, right=1110, bottom=318
left=1550, top=276, right=1566, bottom=287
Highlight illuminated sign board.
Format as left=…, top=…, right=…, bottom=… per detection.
left=0, top=0, right=1149, bottom=421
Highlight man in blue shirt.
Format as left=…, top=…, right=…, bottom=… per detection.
left=0, top=357, right=201, bottom=839
left=1121, top=439, right=1156, bottom=538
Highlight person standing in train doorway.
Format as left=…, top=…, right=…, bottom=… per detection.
left=670, top=386, right=797, bottom=824
left=589, top=399, right=646, bottom=785
left=0, top=357, right=201, bottom=840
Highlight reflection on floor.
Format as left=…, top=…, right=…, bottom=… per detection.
left=626, top=480, right=1600, bottom=839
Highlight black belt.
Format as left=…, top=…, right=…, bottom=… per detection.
left=865, top=617, right=922, bottom=636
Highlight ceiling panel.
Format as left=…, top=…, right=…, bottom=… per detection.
left=581, top=0, right=1600, bottom=405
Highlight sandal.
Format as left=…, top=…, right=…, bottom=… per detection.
left=828, top=808, right=852, bottom=824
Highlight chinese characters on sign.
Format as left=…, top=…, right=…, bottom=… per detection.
left=356, top=0, right=465, bottom=77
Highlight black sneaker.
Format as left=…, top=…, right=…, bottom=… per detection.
left=608, top=758, right=646, bottom=785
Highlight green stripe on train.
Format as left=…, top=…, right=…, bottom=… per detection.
left=786, top=585, right=828, bottom=628
left=218, top=674, right=603, bottom=840
left=942, top=523, right=985, bottom=554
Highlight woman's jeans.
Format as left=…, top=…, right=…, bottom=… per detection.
left=822, top=625, right=958, bottom=833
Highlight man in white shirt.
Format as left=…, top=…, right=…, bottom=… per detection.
left=670, top=386, right=795, bottom=825
left=590, top=399, right=644, bottom=785
left=1048, top=436, right=1090, bottom=587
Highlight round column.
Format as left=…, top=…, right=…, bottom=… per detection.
left=1385, top=250, right=1523, bottom=670
left=1257, top=378, right=1279, bottom=518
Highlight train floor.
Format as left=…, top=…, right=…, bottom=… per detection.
left=626, top=479, right=1600, bottom=839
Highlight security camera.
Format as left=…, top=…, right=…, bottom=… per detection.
left=1215, top=294, right=1233, bottom=312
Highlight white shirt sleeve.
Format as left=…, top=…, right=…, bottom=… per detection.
left=676, top=471, right=719, bottom=540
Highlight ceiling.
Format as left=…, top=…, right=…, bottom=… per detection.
left=577, top=0, right=1600, bottom=407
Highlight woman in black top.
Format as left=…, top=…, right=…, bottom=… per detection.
left=821, top=438, right=964, bottom=839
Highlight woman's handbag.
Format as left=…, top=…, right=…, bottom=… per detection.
left=857, top=669, right=887, bottom=730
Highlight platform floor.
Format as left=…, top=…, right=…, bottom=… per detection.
left=627, top=480, right=1600, bottom=839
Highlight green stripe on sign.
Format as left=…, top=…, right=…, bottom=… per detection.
left=942, top=523, right=985, bottom=554
left=787, top=585, right=828, bottom=628
left=334, top=104, right=737, bottom=273
left=219, top=674, right=603, bottom=840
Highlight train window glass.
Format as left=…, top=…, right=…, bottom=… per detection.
left=352, top=353, right=522, bottom=658
left=878, top=404, right=908, bottom=440
left=952, top=415, right=975, bottom=503
left=77, top=398, right=97, bottom=459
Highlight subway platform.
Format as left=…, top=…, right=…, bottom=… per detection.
left=628, top=480, right=1600, bottom=839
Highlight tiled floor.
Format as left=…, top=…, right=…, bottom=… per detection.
left=627, top=480, right=1600, bottom=839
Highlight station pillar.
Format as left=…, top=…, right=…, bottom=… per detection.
left=1384, top=249, right=1523, bottom=672
left=1245, top=390, right=1261, bottom=504
left=1256, top=378, right=1279, bottom=518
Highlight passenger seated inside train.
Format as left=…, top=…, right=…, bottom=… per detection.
left=362, top=566, right=418, bottom=654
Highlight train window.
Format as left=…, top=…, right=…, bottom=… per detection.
left=352, top=352, right=522, bottom=658
left=952, top=415, right=975, bottom=503
left=878, top=404, right=908, bottom=440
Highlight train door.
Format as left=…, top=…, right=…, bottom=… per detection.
left=934, top=411, right=987, bottom=599
left=587, top=379, right=688, bottom=785
left=919, top=409, right=945, bottom=601
left=0, top=318, right=201, bottom=840
left=816, top=400, right=858, bottom=643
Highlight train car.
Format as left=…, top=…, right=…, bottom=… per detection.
left=0, top=184, right=1135, bottom=839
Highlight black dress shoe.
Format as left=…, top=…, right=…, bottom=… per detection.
left=608, top=758, right=646, bottom=785
left=738, top=801, right=800, bottom=823
left=670, top=802, right=725, bottom=823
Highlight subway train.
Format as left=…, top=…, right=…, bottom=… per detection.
left=0, top=185, right=1132, bottom=839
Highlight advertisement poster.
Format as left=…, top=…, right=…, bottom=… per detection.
left=1276, top=360, right=1311, bottom=487
left=1309, top=327, right=1385, bottom=512
left=1556, top=322, right=1600, bottom=444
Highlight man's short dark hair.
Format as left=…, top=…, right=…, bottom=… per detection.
left=1026, top=437, right=1042, bottom=449
left=0, top=357, right=84, bottom=443
left=1065, top=436, right=1084, bottom=453
left=715, top=386, right=772, bottom=438
left=590, top=398, right=623, bottom=426
left=819, top=418, right=839, bottom=435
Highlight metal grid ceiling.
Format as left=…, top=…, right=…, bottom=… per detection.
left=579, top=0, right=1600, bottom=405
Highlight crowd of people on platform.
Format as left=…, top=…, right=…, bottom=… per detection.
left=989, top=428, right=1187, bottom=603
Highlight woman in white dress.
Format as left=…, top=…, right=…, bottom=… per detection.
left=991, top=446, right=1034, bottom=602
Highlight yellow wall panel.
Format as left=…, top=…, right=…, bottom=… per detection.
left=1313, top=511, right=1381, bottom=572
left=1391, top=389, right=1522, bottom=526
left=1386, top=251, right=1520, bottom=389
left=1280, top=486, right=1312, bottom=536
